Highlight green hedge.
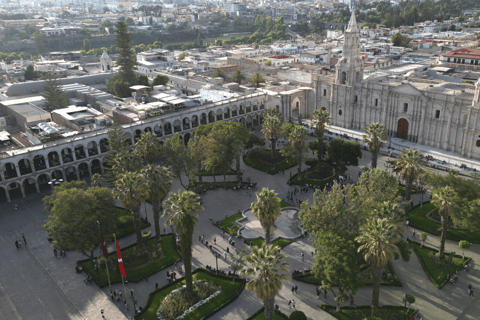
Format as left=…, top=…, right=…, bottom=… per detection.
left=216, top=212, right=243, bottom=236
left=136, top=268, right=245, bottom=320
left=320, top=305, right=417, bottom=320
left=243, top=149, right=297, bottom=175
left=246, top=307, right=289, bottom=320
left=247, top=238, right=294, bottom=249
left=289, top=163, right=337, bottom=186
left=115, top=207, right=151, bottom=239
left=79, top=234, right=180, bottom=287
left=409, top=202, right=480, bottom=243
left=409, top=240, right=469, bottom=289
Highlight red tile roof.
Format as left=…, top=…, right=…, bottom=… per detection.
left=442, top=48, right=480, bottom=59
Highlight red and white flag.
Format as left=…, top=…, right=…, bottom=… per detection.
left=99, top=228, right=109, bottom=259
left=115, top=239, right=127, bottom=278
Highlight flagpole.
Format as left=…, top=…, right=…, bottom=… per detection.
left=97, top=221, right=112, bottom=294
left=114, top=234, right=129, bottom=312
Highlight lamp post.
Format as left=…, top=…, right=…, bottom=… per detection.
left=403, top=293, right=408, bottom=320
left=215, top=252, right=219, bottom=275
left=144, top=203, right=148, bottom=223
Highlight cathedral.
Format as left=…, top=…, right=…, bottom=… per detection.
left=313, top=12, right=480, bottom=160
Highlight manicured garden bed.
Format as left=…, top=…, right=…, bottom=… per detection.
left=216, top=212, right=243, bottom=236
left=320, top=305, right=417, bottom=320
left=115, top=207, right=150, bottom=239
left=409, top=240, right=469, bottom=289
left=289, top=163, right=337, bottom=186
left=135, top=268, right=245, bottom=320
left=280, top=200, right=293, bottom=208
left=246, top=308, right=289, bottom=320
left=246, top=238, right=294, bottom=249
left=293, top=262, right=401, bottom=287
left=243, top=149, right=296, bottom=175
left=408, top=202, right=480, bottom=243
left=79, top=235, right=180, bottom=287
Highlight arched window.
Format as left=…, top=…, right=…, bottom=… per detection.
left=341, top=72, right=347, bottom=84
left=339, top=110, right=342, bottom=116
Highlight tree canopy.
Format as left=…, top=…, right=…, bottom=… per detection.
left=41, top=75, right=69, bottom=110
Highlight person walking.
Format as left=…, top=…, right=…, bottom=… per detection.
left=110, top=292, right=114, bottom=301
left=101, top=309, right=105, bottom=319
left=292, top=299, right=296, bottom=310
left=406, top=220, right=409, bottom=229
left=469, top=284, right=475, bottom=297
left=224, top=251, right=227, bottom=260
left=227, top=247, right=230, bottom=254
left=213, top=237, right=216, bottom=245
left=324, top=289, right=327, bottom=299
left=291, top=286, right=295, bottom=294
left=155, top=283, right=159, bottom=290
left=22, top=233, right=26, bottom=245
left=412, top=230, right=416, bottom=239
left=294, top=285, right=298, bottom=294
left=113, top=290, right=117, bottom=299
left=349, top=294, right=354, bottom=306
left=301, top=252, right=304, bottom=261
left=15, top=240, right=19, bottom=249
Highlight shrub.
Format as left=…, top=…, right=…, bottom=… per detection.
left=363, top=317, right=382, bottom=320
left=117, top=215, right=131, bottom=228
left=304, top=156, right=317, bottom=167
left=396, top=240, right=411, bottom=262
left=289, top=311, right=307, bottom=320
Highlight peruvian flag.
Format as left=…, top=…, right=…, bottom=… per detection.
left=115, top=239, right=127, bottom=278
left=99, top=228, right=109, bottom=259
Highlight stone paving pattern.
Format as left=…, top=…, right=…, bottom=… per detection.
left=0, top=130, right=479, bottom=320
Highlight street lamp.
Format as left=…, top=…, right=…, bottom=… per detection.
left=215, top=252, right=219, bottom=275
left=144, top=203, right=148, bottom=223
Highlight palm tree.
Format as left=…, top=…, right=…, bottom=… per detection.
left=261, top=110, right=283, bottom=171
left=232, top=69, right=246, bottom=84
left=431, top=186, right=457, bottom=259
left=356, top=218, right=403, bottom=317
left=135, top=132, right=162, bottom=163
left=141, top=164, right=171, bottom=241
left=240, top=245, right=289, bottom=320
left=162, top=190, right=204, bottom=299
left=310, top=109, right=331, bottom=168
left=363, top=123, right=387, bottom=169
left=114, top=172, right=147, bottom=253
left=249, top=72, right=265, bottom=88
left=111, top=150, right=143, bottom=178
left=287, top=125, right=307, bottom=181
left=251, top=188, right=282, bottom=245
left=394, top=148, right=425, bottom=218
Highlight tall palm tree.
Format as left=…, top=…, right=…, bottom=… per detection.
left=287, top=125, right=307, bottom=181
left=141, top=164, right=171, bottom=241
left=261, top=110, right=283, bottom=171
left=240, top=245, right=289, bottom=320
left=310, top=109, right=331, bottom=168
left=135, top=131, right=162, bottom=164
left=114, top=172, right=147, bottom=253
left=363, top=123, right=387, bottom=169
left=394, top=148, right=425, bottom=218
left=356, top=218, right=403, bottom=317
left=111, top=150, right=142, bottom=178
left=431, top=186, right=458, bottom=259
left=251, top=188, right=282, bottom=245
left=249, top=72, right=265, bottom=88
left=162, top=190, right=204, bottom=299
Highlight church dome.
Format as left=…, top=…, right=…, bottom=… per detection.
left=100, top=50, right=110, bottom=61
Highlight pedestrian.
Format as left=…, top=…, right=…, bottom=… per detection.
left=110, top=292, right=114, bottom=301
left=113, top=290, right=117, bottom=299
left=292, top=299, right=296, bottom=310
left=288, top=300, right=292, bottom=309
left=316, top=287, right=320, bottom=299
left=224, top=251, right=227, bottom=260
left=294, top=285, right=298, bottom=294
left=213, top=237, right=216, bottom=245
left=301, top=252, right=304, bottom=261
left=101, top=309, right=105, bottom=319
left=324, top=289, right=327, bottom=298
left=469, top=284, right=474, bottom=297
left=227, top=247, right=230, bottom=254
left=131, top=289, right=134, bottom=297
left=22, top=233, right=26, bottom=245
left=15, top=240, right=19, bottom=249
left=155, top=283, right=158, bottom=290
left=412, top=230, right=416, bottom=239
left=349, top=294, right=354, bottom=306
left=118, top=290, right=122, bottom=299
left=291, top=286, right=295, bottom=294
left=290, top=172, right=292, bottom=178
left=15, top=204, right=17, bottom=210
left=199, top=235, right=201, bottom=242
left=406, top=220, right=409, bottom=229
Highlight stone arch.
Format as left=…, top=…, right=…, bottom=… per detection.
left=22, top=177, right=37, bottom=196
left=246, top=102, right=252, bottom=113
left=239, top=117, right=246, bottom=127
left=239, top=104, right=245, bottom=115
left=260, top=99, right=265, bottom=109
left=65, top=166, right=78, bottom=181
left=78, top=162, right=90, bottom=179
left=164, top=122, right=173, bottom=135
left=231, top=105, right=238, bottom=117
left=154, top=124, right=163, bottom=137
left=246, top=114, right=253, bottom=127
left=87, top=141, right=99, bottom=157
left=341, top=71, right=347, bottom=84
left=397, top=118, right=409, bottom=139
left=18, top=158, right=32, bottom=175
left=48, top=151, right=61, bottom=167
left=0, top=186, right=7, bottom=203
left=200, top=113, right=207, bottom=125
left=252, top=103, right=258, bottom=111
left=144, top=127, right=152, bottom=133
left=183, top=117, right=191, bottom=130
left=99, top=138, right=109, bottom=153
left=208, top=111, right=215, bottom=123
left=216, top=109, right=223, bottom=121
left=7, top=182, right=22, bottom=200
left=61, top=148, right=74, bottom=163
left=3, top=162, right=17, bottom=179
left=74, top=145, right=86, bottom=160
left=33, top=155, right=47, bottom=171
left=184, top=132, right=191, bottom=145
left=191, top=115, right=199, bottom=128
left=173, top=119, right=182, bottom=133
left=51, top=170, right=64, bottom=180
left=124, top=132, right=133, bottom=146
left=91, top=159, right=102, bottom=175
left=224, top=107, right=231, bottom=119
left=134, top=129, right=142, bottom=142
left=38, top=173, right=52, bottom=191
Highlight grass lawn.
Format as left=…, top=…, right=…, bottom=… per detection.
left=398, top=185, right=419, bottom=196
left=409, top=240, right=468, bottom=289
left=247, top=238, right=293, bottom=249
left=409, top=202, right=480, bottom=243
left=246, top=308, right=289, bottom=320
left=280, top=200, right=293, bottom=208
left=136, top=269, right=245, bottom=320
left=289, top=163, right=337, bottom=186
left=320, top=305, right=417, bottom=320
left=293, top=262, right=401, bottom=287
left=217, top=212, right=243, bottom=236
left=115, top=208, right=150, bottom=239
left=80, top=235, right=180, bottom=287
left=243, top=149, right=297, bottom=175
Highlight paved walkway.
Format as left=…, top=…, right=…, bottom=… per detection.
left=0, top=135, right=479, bottom=320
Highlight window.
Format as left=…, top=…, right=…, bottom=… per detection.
left=339, top=110, right=342, bottom=116
left=403, top=103, right=408, bottom=112
left=476, top=140, right=480, bottom=148
left=323, top=89, right=327, bottom=96
left=375, top=98, right=378, bottom=107
left=435, top=110, right=440, bottom=119
left=354, top=95, right=358, bottom=103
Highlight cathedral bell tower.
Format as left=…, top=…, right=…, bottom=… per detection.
left=335, top=11, right=363, bottom=86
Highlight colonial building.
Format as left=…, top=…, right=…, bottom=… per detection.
left=314, top=12, right=480, bottom=160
